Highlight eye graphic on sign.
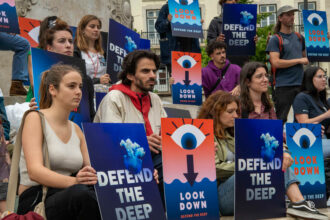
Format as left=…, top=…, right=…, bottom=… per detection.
left=171, top=124, right=206, bottom=150
left=307, top=13, right=323, bottom=26
left=174, top=0, right=194, bottom=5
left=177, top=55, right=197, bottom=69
left=292, top=128, right=316, bottom=149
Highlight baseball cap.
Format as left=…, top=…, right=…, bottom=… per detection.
left=277, top=5, right=299, bottom=17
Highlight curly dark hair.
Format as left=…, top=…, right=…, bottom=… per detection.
left=119, top=50, right=160, bottom=86
left=206, top=41, right=227, bottom=56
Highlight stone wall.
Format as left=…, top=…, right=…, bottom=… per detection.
left=0, top=0, right=132, bottom=96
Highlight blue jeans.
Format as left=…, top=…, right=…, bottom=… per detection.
left=0, top=32, right=30, bottom=81
left=218, top=168, right=299, bottom=216
left=322, top=139, right=330, bottom=158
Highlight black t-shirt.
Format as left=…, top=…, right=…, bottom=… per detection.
left=293, top=92, right=330, bottom=131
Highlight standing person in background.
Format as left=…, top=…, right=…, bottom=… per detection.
left=266, top=5, right=308, bottom=124
left=75, top=15, right=110, bottom=85
left=0, top=33, right=31, bottom=96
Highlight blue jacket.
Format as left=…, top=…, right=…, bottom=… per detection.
left=155, top=3, right=200, bottom=64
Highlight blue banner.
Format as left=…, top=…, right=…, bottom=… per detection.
left=235, top=119, right=286, bottom=220
left=31, top=48, right=91, bottom=127
left=0, top=0, right=20, bottom=34
left=286, top=123, right=327, bottom=208
left=168, top=0, right=203, bottom=38
left=303, top=10, right=330, bottom=62
left=222, top=4, right=257, bottom=56
left=107, top=19, right=140, bottom=83
left=139, top=38, right=151, bottom=50
left=82, top=123, right=165, bottom=220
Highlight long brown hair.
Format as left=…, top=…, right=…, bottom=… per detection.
left=240, top=62, right=273, bottom=114
left=75, top=15, right=104, bottom=55
left=39, top=64, right=81, bottom=109
left=197, top=91, right=239, bottom=139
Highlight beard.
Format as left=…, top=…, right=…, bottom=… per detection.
left=135, top=78, right=155, bottom=93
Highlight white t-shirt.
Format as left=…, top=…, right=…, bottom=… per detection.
left=81, top=51, right=107, bottom=79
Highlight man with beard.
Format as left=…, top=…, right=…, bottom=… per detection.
left=94, top=50, right=167, bottom=202
left=266, top=5, right=308, bottom=124
left=202, top=41, right=241, bottom=98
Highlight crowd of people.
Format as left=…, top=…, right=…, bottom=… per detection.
left=0, top=0, right=329, bottom=219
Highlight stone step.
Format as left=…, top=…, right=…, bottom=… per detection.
left=3, top=96, right=27, bottom=106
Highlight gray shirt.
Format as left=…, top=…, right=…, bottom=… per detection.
left=266, top=32, right=305, bottom=87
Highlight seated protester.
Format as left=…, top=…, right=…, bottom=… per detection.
left=238, top=62, right=328, bottom=219
left=74, top=15, right=110, bottom=85
left=31, top=16, right=96, bottom=119
left=198, top=90, right=328, bottom=219
left=202, top=41, right=241, bottom=98
left=17, top=64, right=101, bottom=220
left=94, top=50, right=166, bottom=202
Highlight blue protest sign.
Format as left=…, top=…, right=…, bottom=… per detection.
left=286, top=123, right=327, bottom=208
left=235, top=119, right=286, bottom=220
left=82, top=123, right=166, bottom=220
left=303, top=10, right=330, bottom=62
left=222, top=4, right=257, bottom=56
left=107, top=19, right=140, bottom=83
left=0, top=0, right=20, bottom=33
left=168, top=0, right=203, bottom=38
left=139, top=38, right=151, bottom=50
left=31, top=48, right=91, bottom=127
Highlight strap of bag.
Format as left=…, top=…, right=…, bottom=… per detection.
left=209, top=62, right=231, bottom=94
left=6, top=110, right=50, bottom=212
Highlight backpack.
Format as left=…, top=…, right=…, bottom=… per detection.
left=267, top=32, right=303, bottom=86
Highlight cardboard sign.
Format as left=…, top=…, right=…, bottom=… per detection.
left=222, top=3, right=257, bottom=56
left=235, top=119, right=286, bottom=220
left=286, top=123, right=327, bottom=207
left=18, top=17, right=40, bottom=47
left=107, top=19, right=140, bottom=83
left=31, top=48, right=91, bottom=127
left=171, top=51, right=202, bottom=105
left=303, top=10, right=330, bottom=62
left=162, top=118, right=219, bottom=220
left=0, top=0, right=19, bottom=33
left=168, top=0, right=203, bottom=38
left=83, top=123, right=165, bottom=220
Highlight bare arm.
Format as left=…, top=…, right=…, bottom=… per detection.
left=269, top=51, right=309, bottom=69
left=295, top=111, right=330, bottom=124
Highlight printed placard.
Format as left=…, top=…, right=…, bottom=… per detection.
left=139, top=38, right=151, bottom=50
left=235, top=119, right=286, bottom=220
left=286, top=123, right=327, bottom=207
left=0, top=0, right=19, bottom=33
left=31, top=48, right=91, bottom=127
left=168, top=0, right=203, bottom=38
left=18, top=17, right=40, bottom=47
left=107, top=19, right=140, bottom=83
left=171, top=51, right=202, bottom=105
left=222, top=3, right=257, bottom=56
left=162, top=118, right=219, bottom=220
left=303, top=10, right=330, bottom=62
left=83, top=123, right=165, bottom=220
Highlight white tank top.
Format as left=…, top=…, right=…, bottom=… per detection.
left=19, top=120, right=83, bottom=186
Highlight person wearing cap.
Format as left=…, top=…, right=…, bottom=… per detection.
left=266, top=5, right=309, bottom=124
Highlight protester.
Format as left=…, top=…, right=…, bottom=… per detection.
left=238, top=61, right=327, bottom=219
left=94, top=50, right=166, bottom=202
left=17, top=64, right=101, bottom=220
left=75, top=15, right=110, bottom=85
left=202, top=41, right=241, bottom=98
left=266, top=5, right=308, bottom=124
left=0, top=33, right=31, bottom=96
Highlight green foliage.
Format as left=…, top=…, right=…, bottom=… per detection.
left=201, top=45, right=211, bottom=67
left=238, top=0, right=254, bottom=4
left=250, top=24, right=274, bottom=63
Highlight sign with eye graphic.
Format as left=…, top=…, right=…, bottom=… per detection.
left=18, top=17, right=41, bottom=48
left=171, top=51, right=202, bottom=106
left=0, top=0, right=20, bottom=33
left=83, top=123, right=166, bottom=220
left=161, top=118, right=219, bottom=220
left=286, top=123, right=327, bottom=208
left=235, top=119, right=286, bottom=220
left=168, top=0, right=203, bottom=38
left=303, top=10, right=330, bottom=62
left=222, top=4, right=257, bottom=56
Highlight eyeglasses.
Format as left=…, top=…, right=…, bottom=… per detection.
left=315, top=75, right=329, bottom=80
left=47, top=16, right=58, bottom=29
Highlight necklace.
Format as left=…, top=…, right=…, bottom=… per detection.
left=86, top=51, right=99, bottom=78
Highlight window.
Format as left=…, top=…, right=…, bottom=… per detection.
left=259, top=4, right=277, bottom=27
left=146, top=9, right=160, bottom=45
left=298, top=2, right=316, bottom=27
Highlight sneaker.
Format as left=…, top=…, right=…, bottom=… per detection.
left=287, top=200, right=328, bottom=220
left=9, top=80, right=27, bottom=96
